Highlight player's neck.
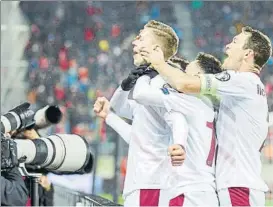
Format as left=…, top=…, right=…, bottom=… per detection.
left=238, top=61, right=260, bottom=75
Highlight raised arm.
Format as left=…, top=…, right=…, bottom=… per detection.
left=140, top=47, right=201, bottom=94
left=154, top=62, right=201, bottom=94
left=94, top=97, right=132, bottom=144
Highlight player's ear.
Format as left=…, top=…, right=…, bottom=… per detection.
left=244, top=49, right=254, bottom=58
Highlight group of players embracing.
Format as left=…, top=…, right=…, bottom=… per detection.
left=93, top=20, right=272, bottom=207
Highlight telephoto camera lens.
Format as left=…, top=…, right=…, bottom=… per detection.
left=34, top=105, right=63, bottom=129
left=15, top=134, right=93, bottom=174
left=1, top=102, right=35, bottom=134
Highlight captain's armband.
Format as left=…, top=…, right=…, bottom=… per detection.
left=198, top=74, right=217, bottom=96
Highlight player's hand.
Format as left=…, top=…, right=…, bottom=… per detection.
left=93, top=97, right=110, bottom=119
left=140, top=46, right=165, bottom=70
left=121, top=68, right=146, bottom=91
left=168, top=144, right=186, bottom=166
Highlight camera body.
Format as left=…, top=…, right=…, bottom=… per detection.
left=1, top=133, right=19, bottom=170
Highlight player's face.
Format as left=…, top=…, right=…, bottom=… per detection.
left=185, top=60, right=202, bottom=75
left=132, top=28, right=157, bottom=66
left=222, top=32, right=250, bottom=70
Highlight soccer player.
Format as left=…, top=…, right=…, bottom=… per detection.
left=131, top=53, right=222, bottom=206
left=95, top=20, right=182, bottom=206
left=140, top=26, right=272, bottom=206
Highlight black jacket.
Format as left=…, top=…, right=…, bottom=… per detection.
left=24, top=175, right=54, bottom=206
left=38, top=184, right=54, bottom=206
left=1, top=167, right=28, bottom=206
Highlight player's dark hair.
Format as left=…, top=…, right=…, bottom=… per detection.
left=242, top=26, right=272, bottom=68
left=169, top=56, right=189, bottom=71
left=196, top=52, right=222, bottom=74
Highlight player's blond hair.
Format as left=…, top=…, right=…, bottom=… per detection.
left=144, top=20, right=179, bottom=60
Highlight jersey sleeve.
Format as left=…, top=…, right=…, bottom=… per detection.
left=133, top=75, right=197, bottom=117
left=110, top=86, right=138, bottom=120
left=131, top=75, right=165, bottom=107
left=162, top=90, right=197, bottom=116
left=105, top=112, right=132, bottom=144
left=164, top=111, right=189, bottom=148
left=198, top=71, right=250, bottom=99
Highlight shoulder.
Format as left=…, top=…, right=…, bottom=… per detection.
left=151, top=75, right=165, bottom=86
left=217, top=70, right=257, bottom=78
left=214, top=70, right=246, bottom=81
left=214, top=70, right=255, bottom=85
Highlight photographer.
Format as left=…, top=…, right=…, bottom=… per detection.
left=20, top=129, right=54, bottom=206
left=1, top=134, right=29, bottom=206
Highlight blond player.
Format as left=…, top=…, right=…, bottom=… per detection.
left=140, top=26, right=272, bottom=206
left=95, top=20, right=182, bottom=206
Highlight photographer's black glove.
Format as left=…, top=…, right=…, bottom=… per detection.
left=121, top=66, right=147, bottom=91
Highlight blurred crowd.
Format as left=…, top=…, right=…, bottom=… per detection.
left=19, top=1, right=272, bottom=200
left=20, top=1, right=178, bottom=143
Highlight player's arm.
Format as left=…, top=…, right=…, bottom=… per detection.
left=165, top=111, right=189, bottom=148
left=94, top=97, right=132, bottom=144
left=131, top=75, right=165, bottom=107
left=153, top=61, right=248, bottom=98
left=140, top=47, right=201, bottom=93
left=153, top=62, right=201, bottom=94
left=198, top=71, right=250, bottom=98
left=105, top=111, right=132, bottom=144
left=165, top=111, right=188, bottom=166
left=110, top=68, right=146, bottom=119
left=110, top=86, right=138, bottom=120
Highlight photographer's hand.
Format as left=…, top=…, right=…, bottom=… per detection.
left=38, top=175, right=52, bottom=191
left=23, top=129, right=40, bottom=140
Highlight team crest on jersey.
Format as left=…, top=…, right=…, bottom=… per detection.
left=215, top=71, right=231, bottom=82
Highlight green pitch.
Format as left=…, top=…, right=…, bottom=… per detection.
left=99, top=193, right=124, bottom=205
left=266, top=199, right=273, bottom=206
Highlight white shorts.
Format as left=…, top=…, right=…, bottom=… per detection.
left=218, top=187, right=265, bottom=206
left=168, top=191, right=219, bottom=207
left=124, top=189, right=169, bottom=207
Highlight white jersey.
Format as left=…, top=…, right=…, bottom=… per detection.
left=110, top=75, right=171, bottom=197
left=133, top=76, right=217, bottom=198
left=199, top=70, right=268, bottom=191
